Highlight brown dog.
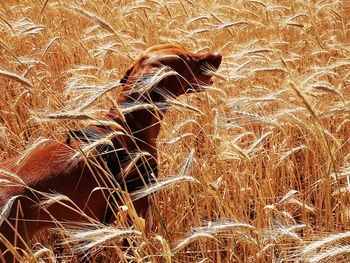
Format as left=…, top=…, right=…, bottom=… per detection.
left=0, top=44, right=222, bottom=262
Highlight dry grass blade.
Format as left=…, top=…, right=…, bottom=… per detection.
left=186, top=16, right=210, bottom=24
left=0, top=169, right=25, bottom=186
left=92, top=41, right=121, bottom=58
left=155, top=235, right=172, bottom=263
left=120, top=102, right=166, bottom=115
left=167, top=99, right=204, bottom=115
left=172, top=232, right=215, bottom=253
left=312, top=83, right=343, bottom=98
left=62, top=226, right=141, bottom=254
left=247, top=131, right=273, bottom=153
left=286, top=198, right=316, bottom=214
left=131, top=175, right=199, bottom=200
left=11, top=17, right=45, bottom=35
left=217, top=21, right=249, bottom=29
left=60, top=4, right=116, bottom=34
left=133, top=65, right=180, bottom=96
left=300, top=232, right=350, bottom=257
left=307, top=245, right=350, bottom=263
left=223, top=141, right=250, bottom=160
left=131, top=149, right=197, bottom=199
left=278, top=190, right=298, bottom=204
left=32, top=246, right=55, bottom=262
left=0, top=12, right=12, bottom=29
left=38, top=193, right=73, bottom=209
left=189, top=28, right=211, bottom=36
left=289, top=81, right=318, bottom=119
left=165, top=132, right=194, bottom=145
left=41, top=37, right=60, bottom=58
left=276, top=145, right=308, bottom=167
left=76, top=82, right=123, bottom=111
left=121, top=151, right=155, bottom=178
left=71, top=131, right=125, bottom=160
left=252, top=67, right=288, bottom=73
left=0, top=195, right=21, bottom=226
left=87, top=119, right=127, bottom=132
left=265, top=224, right=306, bottom=243
left=194, top=221, right=256, bottom=234
left=123, top=5, right=154, bottom=15
left=33, top=112, right=94, bottom=122
left=0, top=69, right=34, bottom=92
left=179, top=149, right=195, bottom=175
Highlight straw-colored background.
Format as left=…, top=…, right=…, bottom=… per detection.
left=1, top=0, right=350, bottom=262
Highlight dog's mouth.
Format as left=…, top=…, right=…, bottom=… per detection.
left=191, top=76, right=214, bottom=91
left=190, top=72, right=218, bottom=92
left=202, top=72, right=216, bottom=85
left=190, top=53, right=222, bottom=91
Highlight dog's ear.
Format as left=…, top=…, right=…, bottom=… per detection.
left=120, top=56, right=154, bottom=85
left=120, top=65, right=134, bottom=85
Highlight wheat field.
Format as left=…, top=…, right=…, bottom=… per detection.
left=0, top=0, right=350, bottom=262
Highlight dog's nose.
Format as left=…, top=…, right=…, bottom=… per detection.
left=208, top=53, right=222, bottom=69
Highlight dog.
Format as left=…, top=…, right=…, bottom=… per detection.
left=0, top=44, right=222, bottom=262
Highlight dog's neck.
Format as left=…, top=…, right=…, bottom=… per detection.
left=127, top=108, right=162, bottom=153
left=108, top=97, right=168, bottom=156
left=114, top=77, right=185, bottom=155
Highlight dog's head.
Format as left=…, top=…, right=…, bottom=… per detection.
left=120, top=44, right=222, bottom=102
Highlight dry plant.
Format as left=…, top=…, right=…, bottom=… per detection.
left=0, top=0, right=350, bottom=262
